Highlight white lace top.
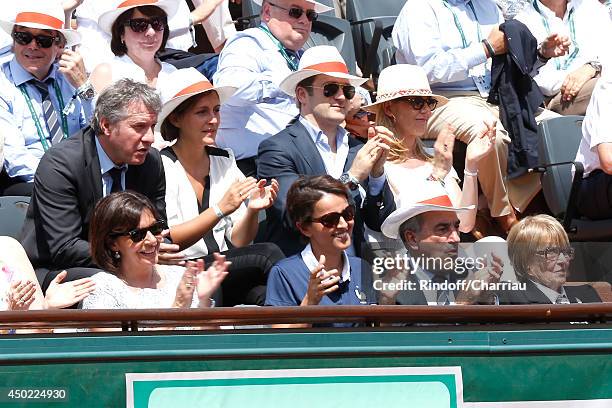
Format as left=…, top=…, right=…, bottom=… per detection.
left=82, top=265, right=199, bottom=309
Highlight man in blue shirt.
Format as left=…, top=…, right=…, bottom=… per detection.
left=0, top=1, right=95, bottom=196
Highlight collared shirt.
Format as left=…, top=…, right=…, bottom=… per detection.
left=95, top=136, right=126, bottom=196
left=297, top=115, right=386, bottom=196
left=0, top=57, right=94, bottom=182
left=531, top=279, right=569, bottom=303
left=413, top=266, right=458, bottom=305
left=213, top=23, right=300, bottom=160
left=392, top=0, right=503, bottom=91
left=515, top=0, right=612, bottom=96
left=301, top=243, right=351, bottom=283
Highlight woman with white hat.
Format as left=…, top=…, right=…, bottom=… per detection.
left=366, top=64, right=496, bottom=234
left=89, top=0, right=179, bottom=93
left=157, top=68, right=284, bottom=306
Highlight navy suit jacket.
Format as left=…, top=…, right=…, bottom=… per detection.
left=498, top=280, right=602, bottom=304
left=257, top=120, right=395, bottom=256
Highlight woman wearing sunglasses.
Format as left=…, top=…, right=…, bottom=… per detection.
left=83, top=191, right=229, bottom=310
left=366, top=64, right=497, bottom=235
left=89, top=0, right=178, bottom=93
left=266, top=176, right=375, bottom=326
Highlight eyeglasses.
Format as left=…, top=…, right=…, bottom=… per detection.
left=353, top=109, right=376, bottom=121
left=124, top=17, right=166, bottom=33
left=12, top=31, right=61, bottom=48
left=398, top=96, right=439, bottom=111
left=268, top=1, right=318, bottom=21
left=305, top=83, right=356, bottom=99
left=535, top=246, right=575, bottom=261
left=310, top=205, right=356, bottom=228
left=112, top=220, right=166, bottom=242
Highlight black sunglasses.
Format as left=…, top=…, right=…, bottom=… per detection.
left=306, top=83, right=356, bottom=99
left=310, top=205, right=356, bottom=228
left=124, top=17, right=166, bottom=33
left=353, top=109, right=376, bottom=121
left=12, top=31, right=61, bottom=48
left=112, top=220, right=166, bottom=242
left=398, top=96, right=439, bottom=111
left=268, top=1, right=318, bottom=21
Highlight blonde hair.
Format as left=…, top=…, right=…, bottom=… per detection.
left=507, top=214, right=570, bottom=281
left=372, top=101, right=432, bottom=163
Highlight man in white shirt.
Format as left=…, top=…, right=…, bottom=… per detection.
left=214, top=0, right=333, bottom=177
left=515, top=0, right=611, bottom=115
left=392, top=0, right=568, bottom=233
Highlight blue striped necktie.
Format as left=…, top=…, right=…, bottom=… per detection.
left=32, top=79, right=64, bottom=145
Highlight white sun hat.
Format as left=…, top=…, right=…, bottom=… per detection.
left=381, top=182, right=474, bottom=239
left=364, top=64, right=449, bottom=111
left=0, top=0, right=81, bottom=47
left=156, top=68, right=237, bottom=132
left=279, top=45, right=366, bottom=97
left=98, top=0, right=179, bottom=35
left=253, top=0, right=333, bottom=14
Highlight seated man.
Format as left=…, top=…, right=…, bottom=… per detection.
left=0, top=1, right=95, bottom=196
left=515, top=0, right=610, bottom=116
left=392, top=0, right=568, bottom=231
left=20, top=78, right=167, bottom=291
left=257, top=45, right=395, bottom=257
left=379, top=182, right=503, bottom=305
left=214, top=0, right=333, bottom=177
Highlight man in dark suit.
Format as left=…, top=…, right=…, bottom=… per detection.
left=20, top=78, right=169, bottom=291
left=257, top=45, right=395, bottom=257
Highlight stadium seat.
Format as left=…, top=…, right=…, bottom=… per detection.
left=534, top=115, right=612, bottom=240
left=346, top=0, right=406, bottom=81
left=0, top=196, right=30, bottom=239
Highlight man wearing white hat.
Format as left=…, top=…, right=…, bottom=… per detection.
left=214, top=0, right=333, bottom=177
left=379, top=182, right=503, bottom=305
left=0, top=0, right=94, bottom=196
left=257, top=45, right=396, bottom=257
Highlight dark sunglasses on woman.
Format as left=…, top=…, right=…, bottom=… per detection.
left=12, top=31, right=61, bottom=48
left=310, top=205, right=356, bottom=228
left=399, top=96, right=439, bottom=111
left=112, top=220, right=167, bottom=242
left=125, top=16, right=166, bottom=33
left=305, top=83, right=356, bottom=99
left=268, top=1, right=318, bottom=21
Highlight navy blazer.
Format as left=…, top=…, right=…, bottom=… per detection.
left=257, top=120, right=395, bottom=256
left=498, top=280, right=602, bottom=304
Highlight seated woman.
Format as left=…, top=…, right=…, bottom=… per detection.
left=365, top=64, right=497, bottom=234
left=266, top=175, right=375, bottom=327
left=503, top=214, right=602, bottom=304
left=158, top=68, right=284, bottom=307
left=83, top=191, right=228, bottom=310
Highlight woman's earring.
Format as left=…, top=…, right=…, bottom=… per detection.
left=112, top=251, right=121, bottom=260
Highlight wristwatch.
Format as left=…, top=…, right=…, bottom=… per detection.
left=587, top=61, right=602, bottom=76
left=339, top=172, right=360, bottom=191
left=77, top=81, right=95, bottom=100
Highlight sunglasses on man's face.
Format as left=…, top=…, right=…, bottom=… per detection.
left=306, top=83, right=356, bottom=99
left=268, top=1, right=318, bottom=21
left=353, top=109, right=376, bottom=121
left=310, top=205, right=356, bottom=229
left=13, top=31, right=61, bottom=48
left=112, top=220, right=166, bottom=242
left=398, top=96, right=439, bottom=111
left=125, top=17, right=166, bottom=33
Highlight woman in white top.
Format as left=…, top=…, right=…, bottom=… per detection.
left=157, top=68, right=284, bottom=306
left=365, top=64, right=496, bottom=233
left=84, top=191, right=229, bottom=310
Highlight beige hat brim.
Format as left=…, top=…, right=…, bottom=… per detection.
left=381, top=203, right=474, bottom=239
left=156, top=85, right=237, bottom=132
left=279, top=69, right=367, bottom=97
left=98, top=0, right=179, bottom=35
left=0, top=20, right=81, bottom=47
left=364, top=92, right=449, bottom=112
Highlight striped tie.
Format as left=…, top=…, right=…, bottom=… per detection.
left=32, top=80, right=64, bottom=145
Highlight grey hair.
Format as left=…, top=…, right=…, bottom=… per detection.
left=92, top=79, right=162, bottom=136
left=399, top=214, right=424, bottom=247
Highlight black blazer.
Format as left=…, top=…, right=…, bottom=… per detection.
left=257, top=120, right=395, bottom=257
left=20, top=127, right=166, bottom=270
left=498, top=280, right=602, bottom=304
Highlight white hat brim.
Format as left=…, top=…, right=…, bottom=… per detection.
left=156, top=85, right=237, bottom=132
left=98, top=0, right=179, bottom=35
left=279, top=69, right=367, bottom=97
left=364, top=92, right=449, bottom=112
left=381, top=203, right=475, bottom=239
left=0, top=20, right=81, bottom=47
left=252, top=0, right=333, bottom=14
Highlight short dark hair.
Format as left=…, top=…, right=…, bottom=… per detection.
left=160, top=90, right=218, bottom=142
left=110, top=6, right=169, bottom=56
left=89, top=191, right=161, bottom=274
left=286, top=175, right=350, bottom=238
left=398, top=214, right=424, bottom=247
